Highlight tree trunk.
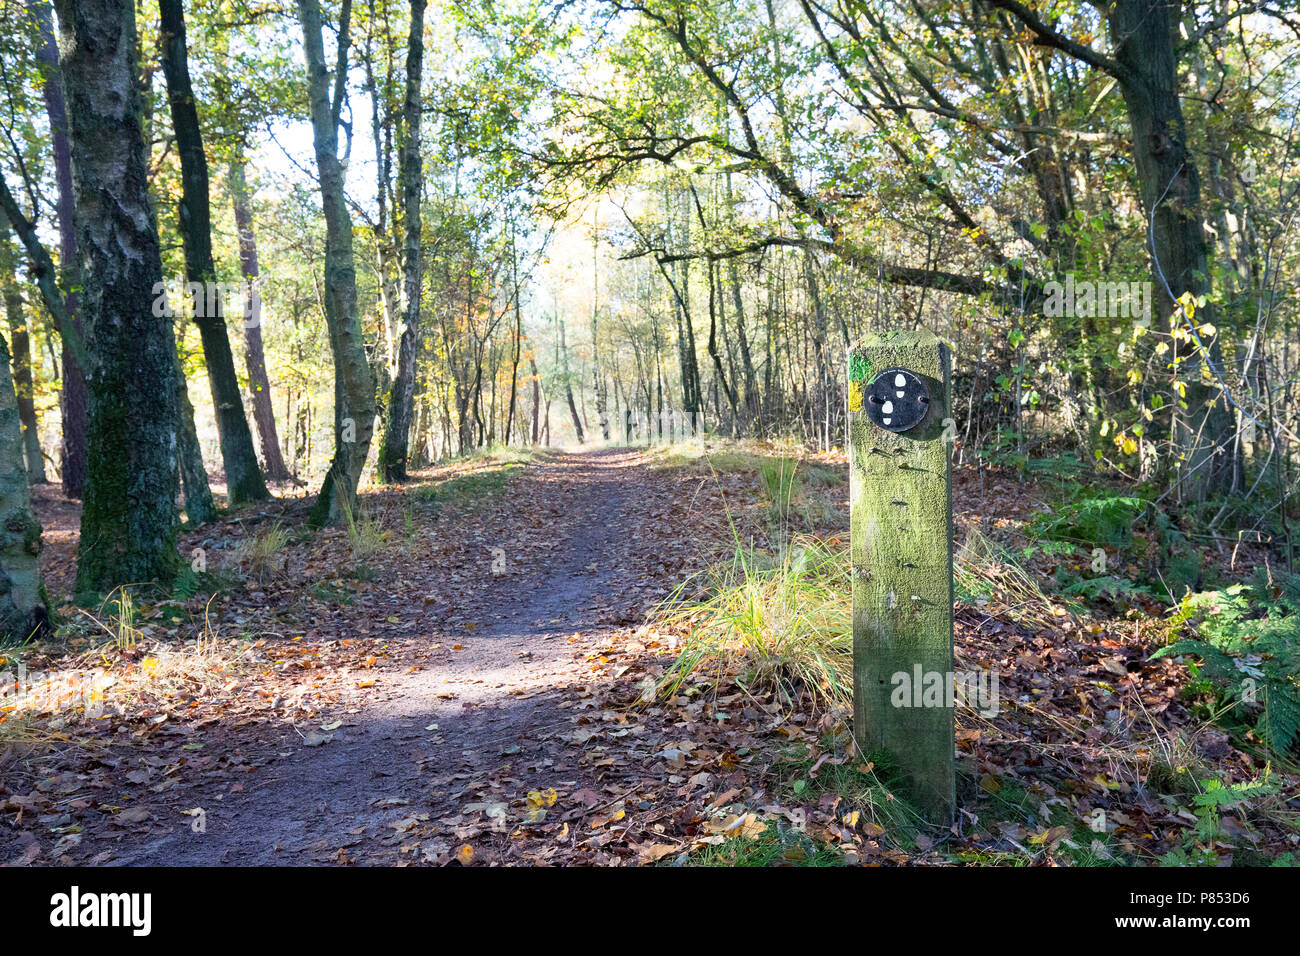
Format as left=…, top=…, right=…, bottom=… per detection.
left=380, top=0, right=425, bottom=482
left=174, top=345, right=216, bottom=525
left=706, top=259, right=740, bottom=430
left=590, top=211, right=610, bottom=441
left=0, top=330, right=49, bottom=643
left=559, top=319, right=584, bottom=443
left=158, top=0, right=269, bottom=506
left=0, top=222, right=47, bottom=483
left=55, top=0, right=179, bottom=593
left=31, top=0, right=87, bottom=498
left=6, top=301, right=47, bottom=485
left=228, top=159, right=290, bottom=481
left=530, top=356, right=540, bottom=445
left=727, top=260, right=758, bottom=422
left=505, top=231, right=522, bottom=446
left=298, top=0, right=377, bottom=525
left=669, top=189, right=702, bottom=431
left=1106, top=0, right=1235, bottom=500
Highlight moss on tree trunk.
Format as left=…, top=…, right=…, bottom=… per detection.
left=0, top=331, right=49, bottom=644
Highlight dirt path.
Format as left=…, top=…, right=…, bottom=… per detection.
left=110, top=449, right=643, bottom=864
left=0, top=447, right=719, bottom=867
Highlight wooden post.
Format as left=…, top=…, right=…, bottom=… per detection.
left=848, top=330, right=954, bottom=822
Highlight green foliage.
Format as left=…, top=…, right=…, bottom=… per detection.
left=801, top=465, right=845, bottom=488
left=957, top=528, right=1077, bottom=627
left=775, top=733, right=927, bottom=844
left=1031, top=494, right=1146, bottom=550
left=967, top=776, right=1124, bottom=866
left=413, top=462, right=525, bottom=510
left=644, top=440, right=774, bottom=475
left=981, top=431, right=1029, bottom=473
left=681, top=728, right=928, bottom=865
left=1023, top=454, right=1089, bottom=481
left=1157, top=773, right=1281, bottom=867
left=683, top=820, right=846, bottom=867
left=1018, top=540, right=1077, bottom=561
left=1150, top=572, right=1300, bottom=755
left=171, top=565, right=242, bottom=602
left=1053, top=568, right=1159, bottom=605
left=1027, top=485, right=1202, bottom=600
left=306, top=581, right=355, bottom=607
left=172, top=566, right=202, bottom=601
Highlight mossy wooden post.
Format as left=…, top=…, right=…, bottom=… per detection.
left=848, top=330, right=954, bottom=822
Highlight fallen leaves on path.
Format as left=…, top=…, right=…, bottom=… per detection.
left=2, top=445, right=1295, bottom=867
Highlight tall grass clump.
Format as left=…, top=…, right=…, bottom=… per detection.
left=338, top=495, right=392, bottom=562
left=655, top=532, right=851, bottom=707
left=657, top=525, right=1072, bottom=708
left=235, top=522, right=290, bottom=583
left=86, top=587, right=144, bottom=653
left=759, top=457, right=800, bottom=524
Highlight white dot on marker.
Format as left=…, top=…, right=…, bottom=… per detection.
left=896, top=390, right=905, bottom=398
left=883, top=417, right=892, bottom=425
left=894, top=373, right=906, bottom=388
left=882, top=401, right=894, bottom=414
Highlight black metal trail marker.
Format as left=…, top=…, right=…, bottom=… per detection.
left=848, top=330, right=955, bottom=822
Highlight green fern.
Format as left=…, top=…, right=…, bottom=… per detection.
left=1059, top=572, right=1152, bottom=604
left=1149, top=638, right=1239, bottom=683
left=172, top=566, right=201, bottom=601
left=1158, top=774, right=1278, bottom=866
left=1258, top=684, right=1300, bottom=755
left=1150, top=572, right=1300, bottom=755
left=1030, top=494, right=1146, bottom=549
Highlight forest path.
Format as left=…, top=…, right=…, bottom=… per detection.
left=62, top=448, right=677, bottom=865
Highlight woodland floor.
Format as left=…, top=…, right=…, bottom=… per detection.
left=1, top=444, right=1297, bottom=866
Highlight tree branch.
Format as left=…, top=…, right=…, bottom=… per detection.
left=982, top=0, right=1132, bottom=83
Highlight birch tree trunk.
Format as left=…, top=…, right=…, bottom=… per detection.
left=298, top=0, right=377, bottom=524
left=0, top=221, right=47, bottom=483
left=379, top=0, right=425, bottom=481
left=30, top=0, right=87, bottom=498
left=55, top=0, right=180, bottom=592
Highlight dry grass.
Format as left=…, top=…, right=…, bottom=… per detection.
left=956, top=527, right=1077, bottom=630
left=644, top=437, right=813, bottom=476
left=234, top=522, right=290, bottom=583
left=1, top=599, right=259, bottom=731
left=654, top=532, right=852, bottom=708
left=100, top=607, right=253, bottom=711
left=652, top=519, right=1077, bottom=714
